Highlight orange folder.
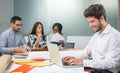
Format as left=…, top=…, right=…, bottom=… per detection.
left=10, top=65, right=34, bottom=73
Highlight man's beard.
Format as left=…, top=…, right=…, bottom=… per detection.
left=13, top=28, right=20, bottom=32
left=95, top=22, right=102, bottom=32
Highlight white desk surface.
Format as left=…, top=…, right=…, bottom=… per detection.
left=5, top=51, right=88, bottom=73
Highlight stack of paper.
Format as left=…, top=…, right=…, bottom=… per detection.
left=13, top=57, right=54, bottom=67
left=13, top=60, right=54, bottom=67
left=11, top=58, right=54, bottom=73
left=12, top=52, right=30, bottom=62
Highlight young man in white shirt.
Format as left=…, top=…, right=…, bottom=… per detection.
left=62, top=4, right=120, bottom=73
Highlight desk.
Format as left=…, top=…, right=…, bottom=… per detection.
left=5, top=51, right=88, bottom=73
left=61, top=48, right=84, bottom=51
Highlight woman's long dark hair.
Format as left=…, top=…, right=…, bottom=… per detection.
left=30, top=22, right=44, bottom=35
left=30, top=22, right=46, bottom=41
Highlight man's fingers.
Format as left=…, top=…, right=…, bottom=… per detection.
left=62, top=56, right=71, bottom=62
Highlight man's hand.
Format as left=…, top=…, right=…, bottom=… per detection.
left=62, top=56, right=83, bottom=66
left=24, top=46, right=31, bottom=51
left=14, top=47, right=23, bottom=53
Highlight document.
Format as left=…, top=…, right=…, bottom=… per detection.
left=13, top=57, right=54, bottom=67
left=21, top=61, right=53, bottom=67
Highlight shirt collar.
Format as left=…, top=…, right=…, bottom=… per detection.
left=96, top=24, right=111, bottom=36
left=9, top=28, right=17, bottom=34
left=102, top=24, right=111, bottom=35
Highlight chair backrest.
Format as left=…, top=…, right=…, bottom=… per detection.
left=0, top=52, right=2, bottom=56
left=64, top=42, right=75, bottom=48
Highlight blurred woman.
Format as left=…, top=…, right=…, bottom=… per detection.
left=48, top=23, right=66, bottom=48
left=28, top=22, right=47, bottom=51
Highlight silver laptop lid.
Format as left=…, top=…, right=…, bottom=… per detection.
left=47, top=43, right=63, bottom=67
left=47, top=44, right=81, bottom=68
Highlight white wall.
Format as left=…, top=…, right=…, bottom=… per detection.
left=0, top=0, right=14, bottom=34
left=24, top=36, right=91, bottom=48
left=67, top=36, right=91, bottom=48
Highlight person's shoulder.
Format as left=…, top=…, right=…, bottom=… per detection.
left=61, top=33, right=66, bottom=36
left=29, top=34, right=36, bottom=36
left=109, top=26, right=120, bottom=38
left=90, top=33, right=97, bottom=40
left=28, top=34, right=36, bottom=38
left=29, top=34, right=34, bottom=36
left=1, top=28, right=11, bottom=36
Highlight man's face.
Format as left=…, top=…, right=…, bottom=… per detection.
left=86, top=16, right=102, bottom=32
left=11, top=20, right=22, bottom=32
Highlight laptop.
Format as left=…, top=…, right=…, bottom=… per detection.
left=47, top=43, right=81, bottom=68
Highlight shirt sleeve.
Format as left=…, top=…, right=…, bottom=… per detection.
left=0, top=33, right=14, bottom=53
left=48, top=33, right=53, bottom=43
left=77, top=36, right=94, bottom=59
left=83, top=35, right=120, bottom=69
left=62, top=33, right=67, bottom=42
left=22, top=35, right=27, bottom=48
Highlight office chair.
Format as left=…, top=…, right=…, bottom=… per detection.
left=64, top=42, right=75, bottom=48
left=0, top=52, right=2, bottom=56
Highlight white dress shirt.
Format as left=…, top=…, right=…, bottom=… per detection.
left=79, top=24, right=120, bottom=73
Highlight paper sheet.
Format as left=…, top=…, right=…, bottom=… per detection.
left=13, top=60, right=54, bottom=67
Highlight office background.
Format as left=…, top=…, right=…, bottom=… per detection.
left=0, top=0, right=14, bottom=34
left=0, top=0, right=119, bottom=36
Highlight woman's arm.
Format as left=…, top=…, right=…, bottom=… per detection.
left=34, top=34, right=42, bottom=47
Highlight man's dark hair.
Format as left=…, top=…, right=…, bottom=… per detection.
left=10, top=16, right=22, bottom=23
left=84, top=4, right=106, bottom=20
left=52, top=23, right=62, bottom=34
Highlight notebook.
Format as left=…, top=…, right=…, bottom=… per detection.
left=47, top=43, right=81, bottom=68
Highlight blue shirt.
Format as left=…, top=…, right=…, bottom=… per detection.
left=0, top=28, right=27, bottom=53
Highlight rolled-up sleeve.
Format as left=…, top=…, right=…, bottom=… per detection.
left=22, top=36, right=27, bottom=48
left=78, top=36, right=94, bottom=59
